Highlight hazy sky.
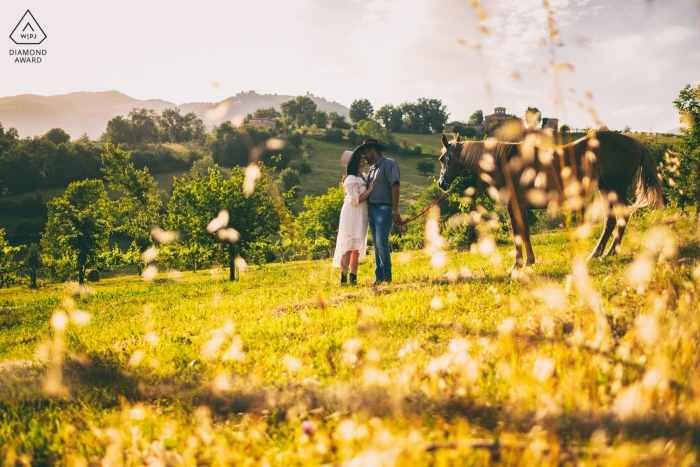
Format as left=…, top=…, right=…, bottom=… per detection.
left=2, top=0, right=699, bottom=132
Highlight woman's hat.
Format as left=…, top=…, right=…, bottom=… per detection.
left=351, top=138, right=388, bottom=159
left=340, top=150, right=354, bottom=167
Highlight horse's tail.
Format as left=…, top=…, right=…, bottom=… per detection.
left=630, top=141, right=665, bottom=212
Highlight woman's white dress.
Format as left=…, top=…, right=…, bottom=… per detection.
left=332, top=175, right=368, bottom=267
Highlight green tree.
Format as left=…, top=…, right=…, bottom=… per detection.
left=399, top=102, right=423, bottom=133
left=253, top=107, right=282, bottom=119
left=349, top=99, right=374, bottom=125
left=166, top=165, right=280, bottom=280
left=44, top=128, right=71, bottom=145
left=329, top=111, right=351, bottom=129
left=101, top=108, right=159, bottom=146
left=129, top=108, right=159, bottom=144
left=159, top=108, right=205, bottom=143
left=375, top=104, right=404, bottom=133
left=280, top=96, right=317, bottom=128
left=101, top=143, right=162, bottom=274
left=277, top=168, right=301, bottom=193
left=314, top=110, right=329, bottom=128
left=0, top=229, right=20, bottom=288
left=468, top=110, right=484, bottom=125
left=22, top=243, right=43, bottom=288
left=356, top=119, right=383, bottom=138
left=671, top=84, right=700, bottom=211
left=295, top=186, right=344, bottom=255
left=416, top=98, right=449, bottom=133
left=41, top=179, right=112, bottom=284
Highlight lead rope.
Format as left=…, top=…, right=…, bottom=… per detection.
left=394, top=192, right=448, bottom=233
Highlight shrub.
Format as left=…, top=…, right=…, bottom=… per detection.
left=417, top=160, right=435, bottom=175
left=323, top=129, right=345, bottom=143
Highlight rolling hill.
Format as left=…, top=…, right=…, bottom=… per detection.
left=0, top=90, right=349, bottom=139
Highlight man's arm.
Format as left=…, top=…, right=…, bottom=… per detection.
left=391, top=183, right=401, bottom=225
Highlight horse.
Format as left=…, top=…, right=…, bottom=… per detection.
left=437, top=131, right=664, bottom=269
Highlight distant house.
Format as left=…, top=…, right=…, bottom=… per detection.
left=483, top=107, right=510, bottom=129
left=248, top=118, right=276, bottom=129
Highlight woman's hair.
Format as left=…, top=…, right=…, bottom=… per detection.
left=343, top=152, right=362, bottom=181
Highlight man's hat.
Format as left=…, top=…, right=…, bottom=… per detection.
left=340, top=150, right=353, bottom=167
left=351, top=138, right=388, bottom=159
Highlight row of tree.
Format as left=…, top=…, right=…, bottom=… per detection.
left=102, top=108, right=206, bottom=146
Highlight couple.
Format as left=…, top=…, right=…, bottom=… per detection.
left=332, top=138, right=401, bottom=285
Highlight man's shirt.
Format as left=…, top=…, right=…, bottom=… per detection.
left=367, top=155, right=400, bottom=205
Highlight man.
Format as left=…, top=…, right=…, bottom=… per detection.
left=351, top=138, right=400, bottom=284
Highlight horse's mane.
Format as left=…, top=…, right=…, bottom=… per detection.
left=452, top=140, right=518, bottom=172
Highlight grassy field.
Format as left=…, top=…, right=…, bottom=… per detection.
left=2, top=209, right=700, bottom=464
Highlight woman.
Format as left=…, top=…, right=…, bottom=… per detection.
left=332, top=150, right=376, bottom=285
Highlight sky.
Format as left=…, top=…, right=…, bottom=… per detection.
left=1, top=0, right=699, bottom=132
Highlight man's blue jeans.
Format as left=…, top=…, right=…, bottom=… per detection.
left=368, top=205, right=392, bottom=282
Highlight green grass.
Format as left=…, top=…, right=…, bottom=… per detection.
left=1, top=210, right=700, bottom=464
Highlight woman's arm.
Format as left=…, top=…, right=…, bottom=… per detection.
left=357, top=179, right=376, bottom=203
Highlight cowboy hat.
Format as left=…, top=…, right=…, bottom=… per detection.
left=339, top=150, right=354, bottom=167
left=351, top=138, right=388, bottom=159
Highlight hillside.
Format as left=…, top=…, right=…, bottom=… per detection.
left=0, top=90, right=349, bottom=139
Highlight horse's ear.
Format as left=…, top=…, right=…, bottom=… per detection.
left=455, top=133, right=462, bottom=142
left=441, top=133, right=449, bottom=148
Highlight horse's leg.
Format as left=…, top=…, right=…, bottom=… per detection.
left=520, top=207, right=535, bottom=265
left=588, top=191, right=616, bottom=260
left=507, top=202, right=524, bottom=270
left=604, top=202, right=630, bottom=256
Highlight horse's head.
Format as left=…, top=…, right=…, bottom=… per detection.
left=437, top=133, right=464, bottom=192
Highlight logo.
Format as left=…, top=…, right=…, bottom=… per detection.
left=10, top=10, right=46, bottom=45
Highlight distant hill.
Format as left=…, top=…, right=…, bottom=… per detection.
left=0, top=90, right=349, bottom=139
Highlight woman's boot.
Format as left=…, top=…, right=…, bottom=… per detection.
left=349, top=273, right=357, bottom=285
left=340, top=272, right=348, bottom=285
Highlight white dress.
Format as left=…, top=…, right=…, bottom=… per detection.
left=332, top=175, right=369, bottom=267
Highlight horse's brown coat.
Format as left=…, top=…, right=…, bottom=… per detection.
left=437, top=131, right=664, bottom=268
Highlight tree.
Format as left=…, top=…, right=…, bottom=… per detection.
left=356, top=119, right=383, bottom=138
left=329, top=111, right=351, bottom=129
left=159, top=108, right=205, bottom=143
left=101, top=108, right=159, bottom=146
left=277, top=168, right=301, bottom=193
left=295, top=186, right=344, bottom=255
left=314, top=110, right=329, bottom=128
left=44, top=128, right=71, bottom=145
left=417, top=160, right=436, bottom=175
left=672, top=84, right=700, bottom=211
left=41, top=179, right=112, bottom=284
left=375, top=104, right=404, bottom=133
left=525, top=107, right=542, bottom=129
left=400, top=102, right=422, bottom=133
left=22, top=243, right=43, bottom=288
left=349, top=99, right=374, bottom=125
left=416, top=98, right=450, bottom=133
left=166, top=165, right=280, bottom=280
left=468, top=110, right=484, bottom=125
left=253, top=107, right=282, bottom=119
left=101, top=143, right=162, bottom=273
left=280, top=96, right=318, bottom=128
left=0, top=229, right=20, bottom=288
left=129, top=108, right=159, bottom=144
